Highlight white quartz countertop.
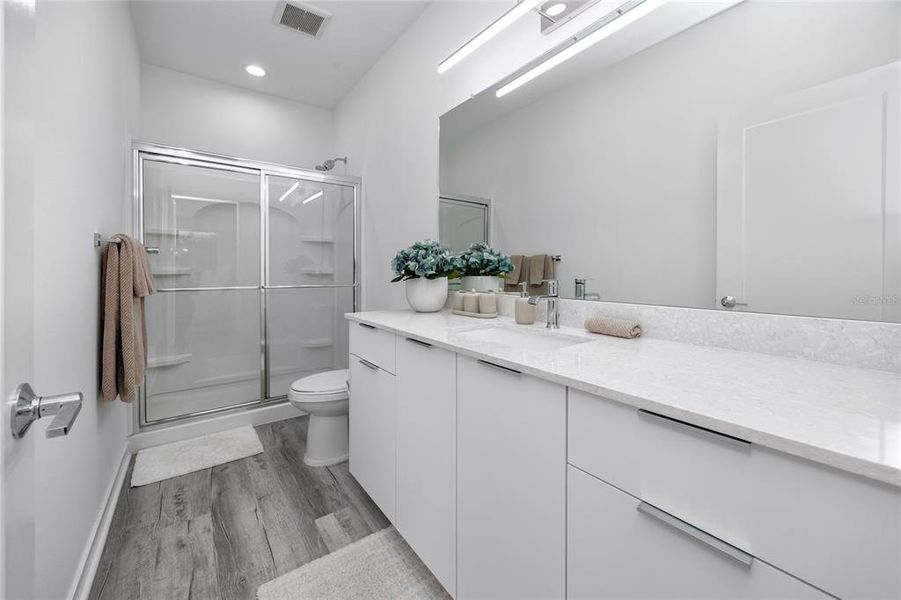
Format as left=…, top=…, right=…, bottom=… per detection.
left=346, top=310, right=901, bottom=487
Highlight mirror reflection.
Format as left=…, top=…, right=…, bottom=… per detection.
left=440, top=0, right=901, bottom=322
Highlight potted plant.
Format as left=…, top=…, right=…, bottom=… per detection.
left=455, top=242, right=514, bottom=292
left=391, top=240, right=459, bottom=312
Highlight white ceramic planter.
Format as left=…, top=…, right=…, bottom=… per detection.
left=460, top=275, right=503, bottom=292
left=405, top=277, right=449, bottom=312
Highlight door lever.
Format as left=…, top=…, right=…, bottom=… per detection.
left=720, top=295, right=748, bottom=309
left=10, top=383, right=83, bottom=439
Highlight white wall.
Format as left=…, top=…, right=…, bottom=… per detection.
left=440, top=1, right=901, bottom=306
left=141, top=64, right=334, bottom=169
left=33, top=1, right=140, bottom=597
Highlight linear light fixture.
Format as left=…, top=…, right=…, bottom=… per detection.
left=279, top=181, right=300, bottom=202
left=438, top=0, right=545, bottom=74
left=496, top=0, right=667, bottom=98
left=301, top=190, right=324, bottom=205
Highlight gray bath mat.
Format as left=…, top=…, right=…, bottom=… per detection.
left=256, top=526, right=450, bottom=600
left=131, top=425, right=263, bottom=487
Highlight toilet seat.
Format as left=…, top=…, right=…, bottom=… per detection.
left=289, top=369, right=349, bottom=403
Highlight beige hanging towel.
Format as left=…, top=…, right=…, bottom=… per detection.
left=101, top=234, right=155, bottom=402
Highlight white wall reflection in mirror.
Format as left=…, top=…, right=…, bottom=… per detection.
left=440, top=0, right=901, bottom=322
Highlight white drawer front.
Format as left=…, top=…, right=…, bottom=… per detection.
left=568, top=389, right=901, bottom=599
left=349, top=321, right=396, bottom=374
left=567, top=466, right=827, bottom=600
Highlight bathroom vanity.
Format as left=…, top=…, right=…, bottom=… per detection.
left=347, top=310, right=900, bottom=600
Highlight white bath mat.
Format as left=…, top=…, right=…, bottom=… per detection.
left=256, top=527, right=450, bottom=600
left=131, top=425, right=264, bottom=487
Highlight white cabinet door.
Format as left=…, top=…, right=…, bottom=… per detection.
left=457, top=356, right=566, bottom=600
left=567, top=466, right=826, bottom=600
left=396, top=336, right=456, bottom=596
left=349, top=355, right=396, bottom=521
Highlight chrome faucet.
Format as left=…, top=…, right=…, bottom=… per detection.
left=574, top=278, right=586, bottom=300
left=528, top=279, right=559, bottom=329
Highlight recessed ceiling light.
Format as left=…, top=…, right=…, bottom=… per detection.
left=545, top=3, right=567, bottom=17
left=245, top=64, right=267, bottom=77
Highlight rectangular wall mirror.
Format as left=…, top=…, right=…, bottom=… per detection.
left=440, top=0, right=901, bottom=322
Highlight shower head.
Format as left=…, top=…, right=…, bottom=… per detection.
left=315, top=156, right=347, bottom=171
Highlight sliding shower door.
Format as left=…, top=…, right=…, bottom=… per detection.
left=265, top=175, right=356, bottom=398
left=137, top=146, right=358, bottom=426
left=142, top=158, right=262, bottom=423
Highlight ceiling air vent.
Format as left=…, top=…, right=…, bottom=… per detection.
left=275, top=1, right=331, bottom=39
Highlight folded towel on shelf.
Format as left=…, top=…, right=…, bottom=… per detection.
left=101, top=234, right=156, bottom=403
left=584, top=316, right=642, bottom=339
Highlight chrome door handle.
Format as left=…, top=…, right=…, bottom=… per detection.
left=720, top=295, right=748, bottom=309
left=144, top=246, right=160, bottom=255
left=405, top=337, right=432, bottom=348
left=357, top=358, right=379, bottom=371
left=636, top=501, right=754, bottom=567
left=476, top=359, right=521, bottom=375
left=10, top=383, right=83, bottom=439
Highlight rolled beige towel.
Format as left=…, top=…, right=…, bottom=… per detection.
left=584, top=316, right=642, bottom=339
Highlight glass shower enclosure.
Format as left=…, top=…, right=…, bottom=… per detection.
left=135, top=144, right=359, bottom=427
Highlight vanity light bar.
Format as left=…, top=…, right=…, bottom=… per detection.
left=496, top=0, right=668, bottom=98
left=438, top=0, right=545, bottom=74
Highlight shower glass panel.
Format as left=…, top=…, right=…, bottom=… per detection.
left=137, top=146, right=359, bottom=427
left=267, top=175, right=356, bottom=286
left=266, top=287, right=354, bottom=398
left=143, top=160, right=260, bottom=287
left=144, top=290, right=262, bottom=422
left=141, top=157, right=263, bottom=423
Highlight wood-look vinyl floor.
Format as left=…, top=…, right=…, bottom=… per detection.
left=88, top=417, right=390, bottom=600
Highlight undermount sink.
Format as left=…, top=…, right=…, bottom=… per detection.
left=454, top=326, right=590, bottom=352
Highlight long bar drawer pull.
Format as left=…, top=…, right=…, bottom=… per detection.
left=358, top=322, right=376, bottom=330
left=636, top=502, right=754, bottom=567
left=637, top=409, right=751, bottom=448
left=358, top=358, right=379, bottom=371
left=476, top=359, right=521, bottom=375
left=405, top=337, right=432, bottom=348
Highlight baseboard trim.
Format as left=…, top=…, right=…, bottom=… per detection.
left=70, top=448, right=131, bottom=600
left=127, top=401, right=300, bottom=453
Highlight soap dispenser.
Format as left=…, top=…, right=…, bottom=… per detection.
left=515, top=282, right=536, bottom=325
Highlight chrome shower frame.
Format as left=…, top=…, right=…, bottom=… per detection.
left=131, top=142, right=362, bottom=431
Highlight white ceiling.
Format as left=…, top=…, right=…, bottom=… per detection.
left=129, top=0, right=430, bottom=108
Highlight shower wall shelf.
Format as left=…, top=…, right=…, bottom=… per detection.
left=151, top=268, right=192, bottom=276
left=299, top=268, right=335, bottom=275
left=300, top=338, right=334, bottom=349
left=145, top=227, right=217, bottom=239
left=148, top=354, right=193, bottom=369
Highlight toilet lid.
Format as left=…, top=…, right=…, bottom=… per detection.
left=290, top=369, right=349, bottom=394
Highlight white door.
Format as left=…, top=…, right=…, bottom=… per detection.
left=717, top=62, right=900, bottom=321
left=1, top=1, right=37, bottom=597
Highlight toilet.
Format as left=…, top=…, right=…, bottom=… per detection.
left=287, top=369, right=350, bottom=467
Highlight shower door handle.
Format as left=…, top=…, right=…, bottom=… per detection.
left=144, top=246, right=160, bottom=255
